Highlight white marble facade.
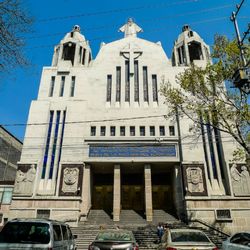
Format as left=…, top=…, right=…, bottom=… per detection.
left=6, top=19, right=250, bottom=232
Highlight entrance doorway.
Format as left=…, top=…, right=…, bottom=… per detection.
left=152, top=173, right=175, bottom=213
left=121, top=174, right=144, bottom=212
left=92, top=174, right=113, bottom=213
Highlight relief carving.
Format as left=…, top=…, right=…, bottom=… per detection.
left=231, top=164, right=250, bottom=196
left=14, top=164, right=36, bottom=196
left=186, top=167, right=204, bottom=193
left=62, top=167, right=79, bottom=193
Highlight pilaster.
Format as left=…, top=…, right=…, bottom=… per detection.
left=144, top=164, right=153, bottom=221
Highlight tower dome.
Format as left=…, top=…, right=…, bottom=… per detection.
left=52, top=25, right=92, bottom=68
left=172, top=25, right=210, bottom=67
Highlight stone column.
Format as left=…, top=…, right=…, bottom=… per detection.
left=80, top=164, right=91, bottom=221
left=144, top=164, right=153, bottom=221
left=113, top=164, right=121, bottom=221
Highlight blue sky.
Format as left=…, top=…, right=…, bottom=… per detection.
left=0, top=0, right=249, bottom=141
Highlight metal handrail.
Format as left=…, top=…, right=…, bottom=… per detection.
left=189, top=218, right=230, bottom=237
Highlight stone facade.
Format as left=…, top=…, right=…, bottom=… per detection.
left=4, top=19, right=249, bottom=232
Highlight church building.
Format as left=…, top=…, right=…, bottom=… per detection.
left=6, top=19, right=250, bottom=233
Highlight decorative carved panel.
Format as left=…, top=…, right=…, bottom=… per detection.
left=230, top=163, right=250, bottom=196
left=183, top=164, right=208, bottom=196
left=13, top=164, right=37, bottom=196
left=59, top=164, right=83, bottom=196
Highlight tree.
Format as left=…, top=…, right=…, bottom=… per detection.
left=161, top=35, right=250, bottom=160
left=0, top=0, right=33, bottom=72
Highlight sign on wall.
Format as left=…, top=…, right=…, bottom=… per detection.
left=89, top=144, right=176, bottom=157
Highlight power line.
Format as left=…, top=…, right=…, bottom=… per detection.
left=26, top=4, right=234, bottom=40
left=37, top=0, right=198, bottom=23
left=25, top=16, right=237, bottom=50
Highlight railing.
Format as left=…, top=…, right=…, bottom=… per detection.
left=189, top=218, right=230, bottom=237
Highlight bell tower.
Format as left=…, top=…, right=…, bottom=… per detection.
left=52, top=25, right=92, bottom=67
left=172, top=25, right=210, bottom=67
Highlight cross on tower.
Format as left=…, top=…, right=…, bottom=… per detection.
left=120, top=43, right=142, bottom=75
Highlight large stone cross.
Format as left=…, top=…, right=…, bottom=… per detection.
left=120, top=43, right=142, bottom=75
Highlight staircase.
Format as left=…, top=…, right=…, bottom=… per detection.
left=71, top=209, right=228, bottom=250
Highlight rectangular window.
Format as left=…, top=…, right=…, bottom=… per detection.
left=49, top=76, right=55, bottom=97
left=79, top=46, right=82, bottom=63
left=130, top=126, right=135, bottom=136
left=106, top=75, right=112, bottom=102
left=91, top=126, right=96, bottom=136
left=59, top=76, right=65, bottom=97
left=120, top=126, right=125, bottom=136
left=159, top=126, right=165, bottom=136
left=134, top=60, right=139, bottom=102
left=110, top=126, right=115, bottom=136
left=169, top=126, right=175, bottom=136
left=70, top=76, right=75, bottom=97
left=150, top=126, right=155, bottom=136
left=140, top=126, right=145, bottom=136
left=152, top=75, right=158, bottom=102
left=82, top=48, right=86, bottom=65
left=125, top=60, right=130, bottom=102
left=100, top=126, right=106, bottom=136
left=116, top=66, right=121, bottom=102
left=88, top=52, right=92, bottom=63
left=143, top=66, right=149, bottom=102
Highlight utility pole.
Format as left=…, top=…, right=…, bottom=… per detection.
left=230, top=0, right=250, bottom=94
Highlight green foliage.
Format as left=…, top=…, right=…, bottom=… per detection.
left=161, top=35, right=250, bottom=155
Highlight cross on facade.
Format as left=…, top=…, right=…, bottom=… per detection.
left=120, top=43, right=142, bottom=75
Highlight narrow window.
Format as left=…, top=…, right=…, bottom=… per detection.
left=120, top=126, right=125, bottom=136
left=59, top=76, right=65, bottom=97
left=106, top=75, right=112, bottom=102
left=88, top=52, right=91, bottom=63
left=152, top=75, right=158, bottom=102
left=143, top=66, right=148, bottom=102
left=169, top=126, right=175, bottom=136
left=42, top=111, right=54, bottom=179
left=116, top=67, right=121, bottom=102
left=134, top=60, right=139, bottom=102
left=140, top=126, right=145, bottom=136
left=82, top=48, right=86, bottom=65
left=150, top=126, right=155, bottom=136
left=79, top=46, right=82, bottom=63
left=49, top=111, right=60, bottom=179
left=130, top=126, right=135, bottom=136
left=100, top=126, right=106, bottom=136
left=49, top=76, right=55, bottom=97
left=57, top=110, right=66, bottom=176
left=125, top=60, right=130, bottom=102
left=91, top=126, right=96, bottom=136
left=159, top=126, right=165, bottom=136
left=70, top=76, right=75, bottom=97
left=110, top=126, right=116, bottom=136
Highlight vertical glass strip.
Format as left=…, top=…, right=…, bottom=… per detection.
left=42, top=111, right=54, bottom=179
left=116, top=67, right=121, bottom=102
left=49, top=76, right=55, bottom=97
left=106, top=75, right=112, bottom=102
left=206, top=113, right=218, bottom=179
left=143, top=66, right=149, bottom=102
left=125, top=60, right=130, bottom=102
left=134, top=60, right=139, bottom=102
left=49, top=111, right=60, bottom=179
left=59, top=76, right=65, bottom=97
left=70, top=76, right=75, bottom=97
left=200, top=116, right=211, bottom=180
left=57, top=110, right=66, bottom=178
left=152, top=75, right=158, bottom=102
